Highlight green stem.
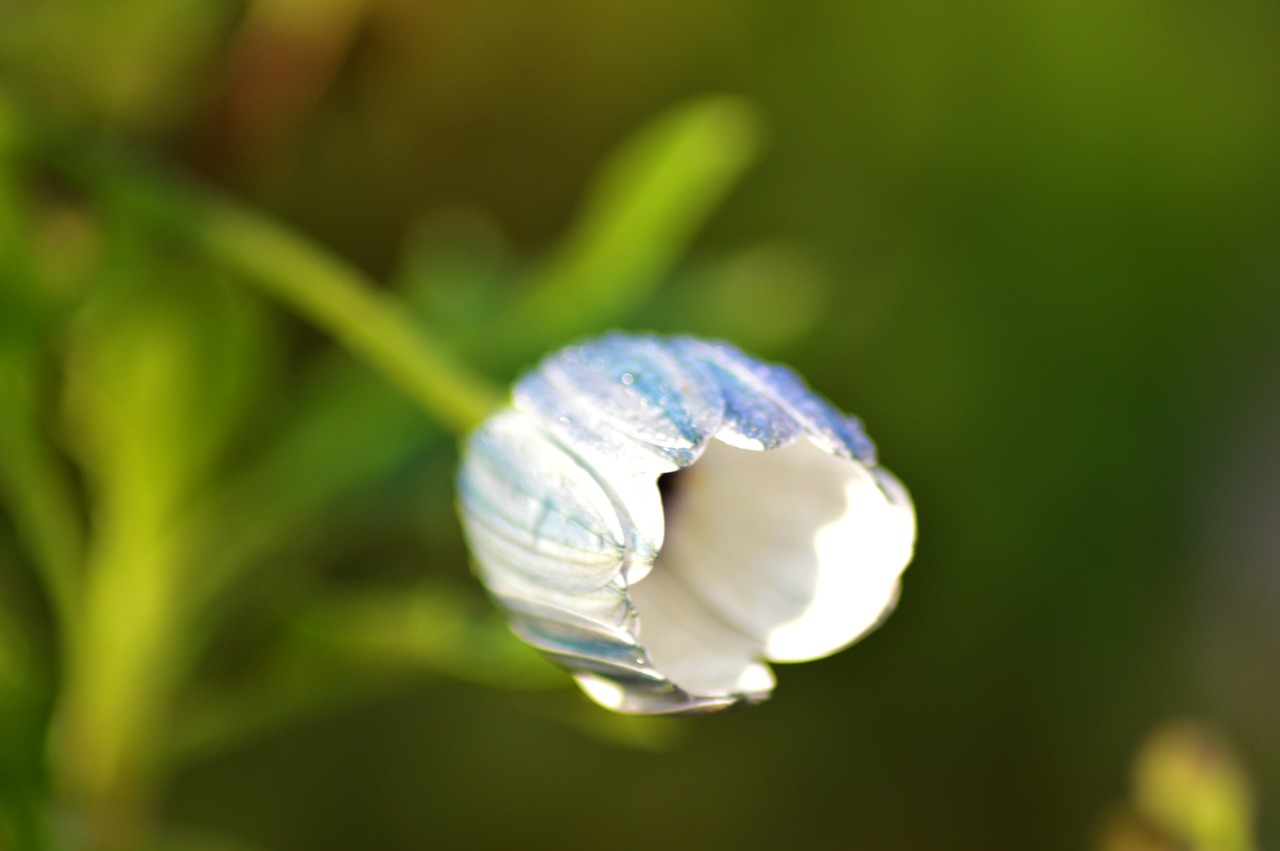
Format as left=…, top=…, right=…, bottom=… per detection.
left=185, top=194, right=504, bottom=434
left=38, top=129, right=503, bottom=436
left=55, top=528, right=181, bottom=851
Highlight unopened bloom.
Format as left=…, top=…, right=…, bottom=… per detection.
left=457, top=333, right=915, bottom=714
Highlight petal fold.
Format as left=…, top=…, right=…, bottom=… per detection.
left=458, top=411, right=629, bottom=593
left=514, top=332, right=725, bottom=472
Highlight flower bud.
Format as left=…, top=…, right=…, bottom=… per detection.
left=457, top=333, right=915, bottom=714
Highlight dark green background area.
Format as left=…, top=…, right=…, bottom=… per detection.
left=1, top=1, right=1277, bottom=848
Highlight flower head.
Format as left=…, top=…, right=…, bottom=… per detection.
left=457, top=333, right=915, bottom=714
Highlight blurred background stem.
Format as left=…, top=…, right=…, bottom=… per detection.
left=182, top=192, right=503, bottom=434
left=52, top=513, right=187, bottom=851
left=1, top=98, right=508, bottom=849
left=20, top=105, right=504, bottom=436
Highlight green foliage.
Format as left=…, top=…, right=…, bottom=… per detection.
left=0, top=1, right=1277, bottom=849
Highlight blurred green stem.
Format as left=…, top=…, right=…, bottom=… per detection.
left=55, top=521, right=185, bottom=851
left=26, top=117, right=502, bottom=436
left=184, top=195, right=503, bottom=434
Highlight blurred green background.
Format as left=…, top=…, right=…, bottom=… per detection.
left=0, top=0, right=1277, bottom=849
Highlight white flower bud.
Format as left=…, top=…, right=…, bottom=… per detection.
left=457, top=333, right=915, bottom=714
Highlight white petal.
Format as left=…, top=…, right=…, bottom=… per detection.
left=628, top=562, right=776, bottom=697
left=459, top=410, right=661, bottom=592
left=460, top=425, right=615, bottom=588
left=653, top=436, right=915, bottom=665
left=764, top=462, right=914, bottom=661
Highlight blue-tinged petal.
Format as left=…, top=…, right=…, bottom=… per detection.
left=683, top=337, right=877, bottom=462
left=487, top=578, right=757, bottom=714
left=458, top=410, right=630, bottom=594
left=668, top=337, right=802, bottom=450
left=488, top=583, right=647, bottom=672
left=761, top=361, right=877, bottom=462
left=514, top=332, right=724, bottom=471
left=574, top=671, right=761, bottom=715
